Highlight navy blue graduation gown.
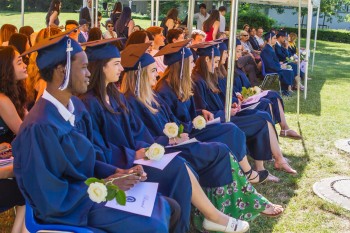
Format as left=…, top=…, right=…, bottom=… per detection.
left=81, top=91, right=192, bottom=233
left=192, top=73, right=273, bottom=161
left=233, top=68, right=251, bottom=93
left=261, top=44, right=294, bottom=86
left=125, top=92, right=234, bottom=187
left=218, top=75, right=283, bottom=124
left=275, top=43, right=305, bottom=79
left=155, top=79, right=247, bottom=162
left=12, top=97, right=170, bottom=233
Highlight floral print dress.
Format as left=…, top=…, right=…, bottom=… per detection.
left=192, top=154, right=270, bottom=233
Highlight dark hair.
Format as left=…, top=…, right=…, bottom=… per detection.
left=218, top=6, right=226, bottom=12
left=87, top=59, right=127, bottom=113
left=113, top=2, right=123, bottom=13
left=193, top=56, right=220, bottom=93
left=199, top=3, right=206, bottom=9
left=19, top=26, right=34, bottom=47
left=166, top=28, right=183, bottom=44
left=166, top=8, right=178, bottom=21
left=46, top=0, right=61, bottom=25
left=203, top=10, right=220, bottom=32
left=0, top=46, right=27, bottom=119
left=87, top=27, right=102, bottom=42
left=125, top=31, right=148, bottom=47
left=0, top=24, right=17, bottom=43
left=116, top=6, right=132, bottom=34
left=145, top=31, right=154, bottom=41
left=65, top=20, right=79, bottom=29
left=9, top=33, right=28, bottom=54
left=243, top=24, right=250, bottom=30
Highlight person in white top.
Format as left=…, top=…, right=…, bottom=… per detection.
left=103, top=20, right=118, bottom=39
left=193, top=3, right=210, bottom=30
left=255, top=27, right=265, bottom=48
left=218, top=6, right=226, bottom=33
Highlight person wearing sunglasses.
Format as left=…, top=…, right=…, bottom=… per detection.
left=103, top=19, right=118, bottom=39
left=65, top=20, right=80, bottom=42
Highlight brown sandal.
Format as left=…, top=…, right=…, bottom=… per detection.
left=279, top=129, right=302, bottom=140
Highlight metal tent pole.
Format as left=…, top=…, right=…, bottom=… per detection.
left=95, top=0, right=99, bottom=28
left=225, top=0, right=239, bottom=122
left=304, top=0, right=313, bottom=99
left=21, top=0, right=24, bottom=26
left=155, top=0, right=160, bottom=26
left=151, top=0, right=155, bottom=26
left=312, top=5, right=320, bottom=72
left=187, top=0, right=195, bottom=35
left=91, top=0, right=95, bottom=28
left=297, top=0, right=302, bottom=118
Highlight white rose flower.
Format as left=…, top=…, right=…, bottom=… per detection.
left=192, top=115, right=206, bottom=130
left=87, top=182, right=108, bottom=203
left=145, top=143, right=165, bottom=161
left=253, top=86, right=261, bottom=94
left=163, top=122, right=179, bottom=138
left=290, top=57, right=294, bottom=61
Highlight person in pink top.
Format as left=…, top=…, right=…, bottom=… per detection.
left=203, top=10, right=220, bottom=42
left=146, top=26, right=167, bottom=77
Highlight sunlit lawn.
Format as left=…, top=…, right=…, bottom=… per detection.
left=1, top=11, right=350, bottom=233
left=0, top=11, right=153, bottom=31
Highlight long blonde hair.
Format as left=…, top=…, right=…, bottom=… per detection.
left=156, top=57, right=193, bottom=102
left=121, top=67, right=159, bottom=114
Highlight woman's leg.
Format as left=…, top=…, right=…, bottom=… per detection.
left=267, top=122, right=297, bottom=174
left=11, top=205, right=27, bottom=233
left=185, top=165, right=229, bottom=226
left=277, top=99, right=301, bottom=139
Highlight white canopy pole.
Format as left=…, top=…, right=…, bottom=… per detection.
left=129, top=1, right=132, bottom=8
left=155, top=0, right=160, bottom=26
left=225, top=0, right=239, bottom=122
left=311, top=6, right=320, bottom=72
left=151, top=0, right=155, bottom=26
left=95, top=0, right=99, bottom=28
left=91, top=0, right=95, bottom=28
left=21, top=0, right=24, bottom=26
left=304, top=0, right=313, bottom=99
left=187, top=0, right=195, bottom=35
left=297, top=0, right=302, bottom=118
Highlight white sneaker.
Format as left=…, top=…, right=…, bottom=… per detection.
left=203, top=217, right=249, bottom=233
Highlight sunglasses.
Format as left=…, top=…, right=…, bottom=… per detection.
left=242, top=35, right=249, bottom=37
left=107, top=25, right=114, bottom=28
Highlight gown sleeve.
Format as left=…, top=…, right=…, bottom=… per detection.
left=13, top=124, right=93, bottom=226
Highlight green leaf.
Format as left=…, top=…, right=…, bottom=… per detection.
left=108, top=184, right=120, bottom=191
left=178, top=124, right=184, bottom=137
left=85, top=177, right=104, bottom=186
left=106, top=186, right=116, bottom=201
left=116, top=190, right=127, bottom=206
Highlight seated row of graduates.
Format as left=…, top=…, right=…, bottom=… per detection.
left=11, top=31, right=299, bottom=233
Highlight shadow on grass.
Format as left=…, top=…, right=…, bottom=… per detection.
left=248, top=123, right=310, bottom=233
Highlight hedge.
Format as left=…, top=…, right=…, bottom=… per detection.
left=282, top=27, right=350, bottom=43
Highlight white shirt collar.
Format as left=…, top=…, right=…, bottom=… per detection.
left=42, top=90, right=75, bottom=126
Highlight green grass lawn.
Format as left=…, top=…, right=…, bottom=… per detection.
left=1, top=12, right=350, bottom=233
left=0, top=11, right=153, bottom=31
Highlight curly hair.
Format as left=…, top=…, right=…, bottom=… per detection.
left=0, top=46, right=27, bottom=119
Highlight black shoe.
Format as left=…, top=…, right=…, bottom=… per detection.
left=282, top=90, right=290, bottom=97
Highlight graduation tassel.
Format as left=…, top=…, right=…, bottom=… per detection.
left=211, top=47, right=215, bottom=73
left=179, top=48, right=185, bottom=98
left=135, top=62, right=141, bottom=97
left=59, top=38, right=73, bottom=90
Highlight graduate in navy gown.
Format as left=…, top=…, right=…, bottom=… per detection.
left=274, top=30, right=305, bottom=85
left=12, top=34, right=173, bottom=233
left=260, top=32, right=295, bottom=96
left=81, top=40, right=250, bottom=233
left=120, top=42, right=285, bottom=226
left=217, top=41, right=302, bottom=140
left=191, top=41, right=297, bottom=176
left=154, top=40, right=273, bottom=184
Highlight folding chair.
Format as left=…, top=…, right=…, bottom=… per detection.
left=259, top=59, right=281, bottom=95
left=25, top=202, right=93, bottom=233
